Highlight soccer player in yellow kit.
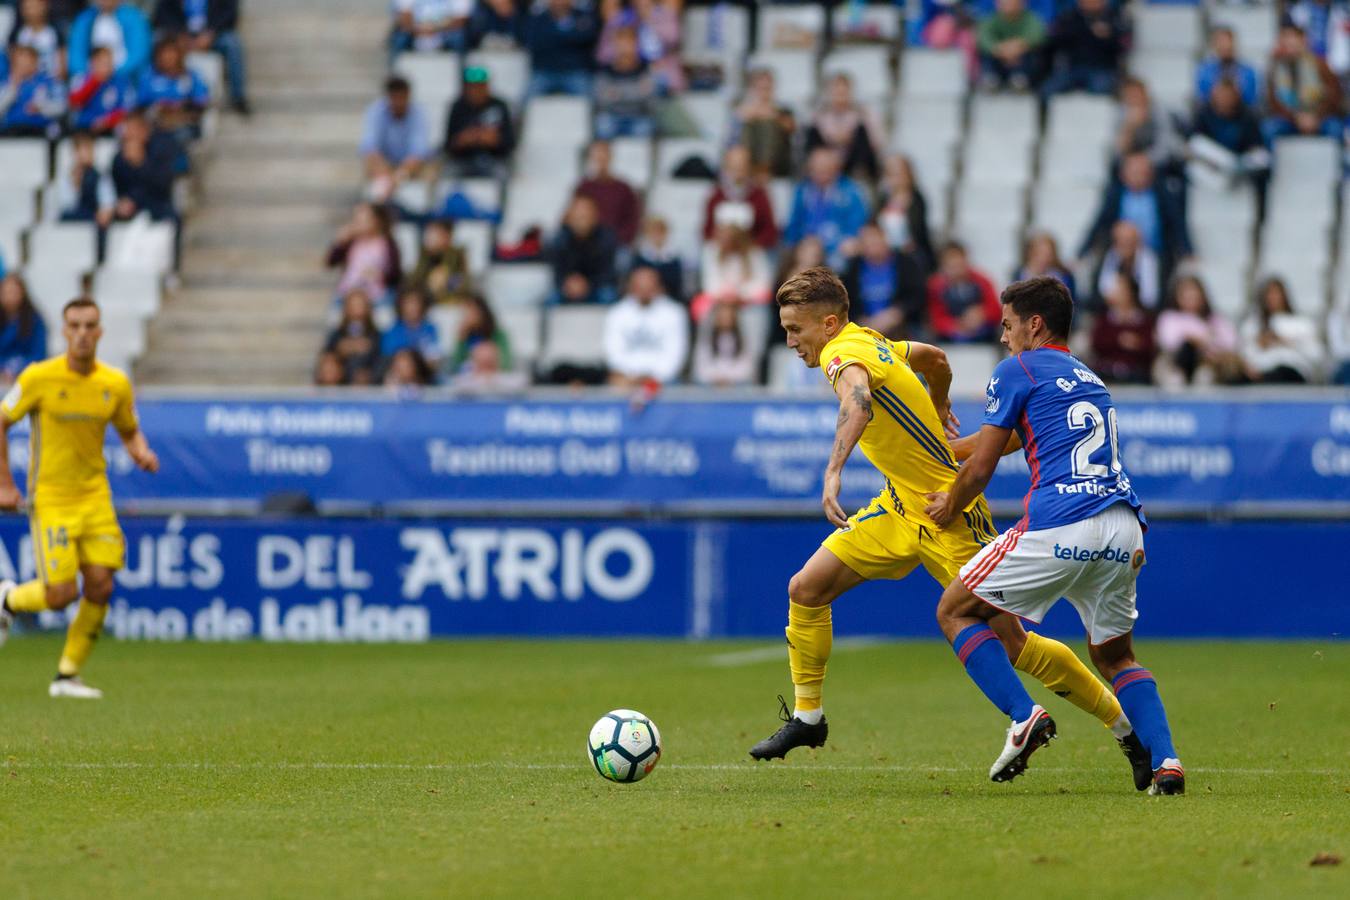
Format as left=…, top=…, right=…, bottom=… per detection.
left=749, top=269, right=1150, bottom=788
left=0, top=298, right=159, bottom=698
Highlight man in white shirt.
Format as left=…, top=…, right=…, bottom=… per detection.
left=392, top=0, right=473, bottom=52
left=604, top=266, right=690, bottom=387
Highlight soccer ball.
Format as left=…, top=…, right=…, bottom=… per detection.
left=587, top=709, right=662, bottom=783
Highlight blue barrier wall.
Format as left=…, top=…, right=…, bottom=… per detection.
left=8, top=517, right=1346, bottom=641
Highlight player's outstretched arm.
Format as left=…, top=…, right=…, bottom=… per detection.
left=119, top=428, right=160, bottom=474
left=904, top=342, right=959, bottom=439
left=925, top=424, right=1012, bottom=528
left=822, top=364, right=873, bottom=527
left=949, top=429, right=1022, bottom=463
left=0, top=418, right=22, bottom=510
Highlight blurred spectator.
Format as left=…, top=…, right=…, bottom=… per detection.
left=1287, top=0, right=1350, bottom=79
left=977, top=0, right=1046, bottom=92
left=383, top=347, right=435, bottom=390
left=1080, top=153, right=1191, bottom=281
left=68, top=44, right=133, bottom=133
left=525, top=0, right=598, bottom=98
left=596, top=0, right=683, bottom=93
left=592, top=26, right=655, bottom=139
left=48, top=1, right=88, bottom=31
left=327, top=202, right=402, bottom=304
left=57, top=131, right=114, bottom=226
left=1239, top=277, right=1325, bottom=384
left=1041, top=0, right=1128, bottom=98
left=1264, top=22, right=1343, bottom=142
left=8, top=0, right=64, bottom=77
left=451, top=340, right=528, bottom=392
left=1092, top=221, right=1159, bottom=311
left=1115, top=77, right=1181, bottom=172
left=693, top=300, right=757, bottom=388
left=915, top=0, right=977, bottom=72
left=0, top=273, right=47, bottom=382
left=784, top=147, right=869, bottom=270
left=1090, top=271, right=1156, bottom=385
left=447, top=293, right=512, bottom=374
left=151, top=0, right=249, bottom=114
left=732, top=68, right=795, bottom=179
left=774, top=236, right=826, bottom=292
left=1155, top=274, right=1240, bottom=387
left=324, top=289, right=383, bottom=383
left=842, top=222, right=926, bottom=341
left=692, top=207, right=771, bottom=322
left=550, top=194, right=618, bottom=304
left=68, top=0, right=151, bottom=81
left=604, top=265, right=688, bottom=387
left=444, top=65, right=515, bottom=177
left=111, top=110, right=178, bottom=221
left=876, top=154, right=935, bottom=273
left=806, top=73, right=884, bottom=183
left=0, top=43, right=65, bottom=135
left=359, top=76, right=430, bottom=203
left=390, top=0, right=471, bottom=54
left=1329, top=292, right=1350, bottom=385
left=926, top=241, right=1000, bottom=343
left=574, top=139, right=641, bottom=246
left=139, top=37, right=209, bottom=142
left=407, top=219, right=472, bottom=304
left=1195, top=25, right=1259, bottom=108
left=313, top=350, right=346, bottom=386
left=1013, top=232, right=1076, bottom=299
left=381, top=287, right=442, bottom=369
left=469, top=0, right=525, bottom=50
left=629, top=214, right=681, bottom=300
left=1186, top=78, right=1269, bottom=192
left=703, top=144, right=777, bottom=250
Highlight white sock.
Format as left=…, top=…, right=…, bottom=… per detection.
left=1109, top=713, right=1133, bottom=740
left=794, top=707, right=823, bottom=725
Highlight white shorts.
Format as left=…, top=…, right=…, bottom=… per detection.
left=958, top=502, right=1146, bottom=645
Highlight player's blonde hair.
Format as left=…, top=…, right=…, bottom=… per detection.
left=775, top=266, right=849, bottom=318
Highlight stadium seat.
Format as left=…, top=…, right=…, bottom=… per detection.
left=768, top=179, right=794, bottom=230
left=393, top=179, right=431, bottom=216
left=1038, top=139, right=1110, bottom=189
left=1188, top=183, right=1258, bottom=232
left=427, top=304, right=464, bottom=357
left=654, top=137, right=719, bottom=181
left=53, top=136, right=118, bottom=180
left=22, top=266, right=84, bottom=321
left=1128, top=53, right=1195, bottom=110
left=393, top=52, right=461, bottom=108
left=1272, top=137, right=1340, bottom=187
left=1133, top=4, right=1203, bottom=56
left=483, top=262, right=553, bottom=308
left=497, top=306, right=543, bottom=368
left=539, top=305, right=609, bottom=370
left=0, top=188, right=36, bottom=230
left=0, top=139, right=49, bottom=191
left=645, top=180, right=709, bottom=261
left=1030, top=184, right=1102, bottom=254
left=97, top=312, right=147, bottom=361
left=436, top=176, right=502, bottom=216
left=748, top=50, right=817, bottom=107
left=968, top=94, right=1039, bottom=146
left=758, top=4, right=826, bottom=52
left=1210, top=5, right=1279, bottom=63
left=1255, top=261, right=1328, bottom=314
left=962, top=139, right=1034, bottom=189
left=185, top=51, right=224, bottom=102
left=1044, top=93, right=1116, bottom=146
left=767, top=345, right=826, bottom=392
left=104, top=220, right=175, bottom=274
left=821, top=46, right=893, bottom=105
left=681, top=92, right=733, bottom=144
left=0, top=7, right=12, bottom=43
left=955, top=184, right=1025, bottom=229
left=940, top=344, right=1000, bottom=399
left=454, top=219, right=494, bottom=277
left=901, top=144, right=957, bottom=196
left=93, top=267, right=162, bottom=318
left=891, top=96, right=963, bottom=154
left=500, top=175, right=574, bottom=242
left=898, top=50, right=966, bottom=100
left=394, top=222, right=419, bottom=270
left=1191, top=260, right=1250, bottom=319
left=609, top=137, right=654, bottom=188
left=0, top=227, right=20, bottom=270
left=682, top=4, right=750, bottom=91
left=952, top=221, right=1020, bottom=283
left=464, top=49, right=530, bottom=108
left=521, top=96, right=593, bottom=154
left=831, top=3, right=901, bottom=42
left=28, top=223, right=98, bottom=273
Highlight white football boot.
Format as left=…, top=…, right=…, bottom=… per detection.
left=0, top=579, right=15, bottom=648
left=50, top=677, right=104, bottom=699
left=989, top=704, right=1056, bottom=782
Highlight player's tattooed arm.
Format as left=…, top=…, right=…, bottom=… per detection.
left=822, top=366, right=872, bottom=527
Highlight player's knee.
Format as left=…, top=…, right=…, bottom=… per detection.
left=787, top=572, right=828, bottom=608
left=82, top=574, right=115, bottom=605
left=45, top=582, right=80, bottom=609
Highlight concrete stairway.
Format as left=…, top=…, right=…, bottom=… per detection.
left=136, top=0, right=387, bottom=386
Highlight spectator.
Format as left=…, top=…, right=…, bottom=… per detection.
left=68, top=44, right=134, bottom=133
left=1090, top=271, right=1156, bottom=385
left=469, top=0, right=525, bottom=50
left=629, top=214, right=682, bottom=301
left=151, top=0, right=249, bottom=114
left=574, top=139, right=641, bottom=247
left=1115, top=77, right=1181, bottom=172
left=381, top=287, right=442, bottom=369
left=733, top=68, right=796, bottom=179
left=407, top=218, right=472, bottom=304
left=977, top=0, right=1046, bottom=92
left=1092, top=220, right=1160, bottom=311
left=525, top=0, right=598, bottom=98
left=390, top=0, right=472, bottom=54
left=451, top=339, right=529, bottom=392
left=1013, top=231, right=1076, bottom=300
left=68, top=0, right=151, bottom=81
left=1080, top=152, right=1191, bottom=281
left=1195, top=25, right=1259, bottom=109
left=138, top=36, right=209, bottom=142
left=693, top=300, right=757, bottom=388
left=447, top=293, right=512, bottom=374
left=604, top=265, right=689, bottom=387
left=359, top=76, right=430, bottom=203
left=692, top=207, right=772, bottom=322
left=592, top=25, right=655, bottom=139
left=783, top=147, right=869, bottom=270
left=596, top=0, right=683, bottom=93
left=444, top=65, right=515, bottom=177
left=0, top=43, right=65, bottom=135
left=842, top=222, right=927, bottom=341
left=876, top=154, right=935, bottom=273
left=550, top=194, right=618, bottom=304
left=57, top=131, right=115, bottom=226
left=806, top=73, right=884, bottom=183
left=1239, top=277, right=1324, bottom=384
left=1288, top=0, right=1350, bottom=79
left=1155, top=274, right=1241, bottom=387
left=702, top=144, right=777, bottom=250
left=327, top=202, right=402, bottom=305
left=0, top=274, right=47, bottom=382
left=1264, top=22, right=1344, bottom=142
left=774, top=236, right=826, bottom=292
left=1329, top=290, right=1350, bottom=385
left=8, top=0, right=64, bottom=77
left=1186, top=78, right=1269, bottom=191
left=111, top=110, right=178, bottom=221
left=1041, top=0, right=1128, bottom=98
left=926, top=241, right=1001, bottom=343
left=323, top=289, right=383, bottom=383
left=313, top=350, right=346, bottom=386
left=383, top=347, right=435, bottom=390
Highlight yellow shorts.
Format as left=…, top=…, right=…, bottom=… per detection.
left=822, top=492, right=999, bottom=587
left=29, top=497, right=126, bottom=584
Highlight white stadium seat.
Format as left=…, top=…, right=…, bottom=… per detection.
left=453, top=219, right=495, bottom=277
left=0, top=187, right=37, bottom=230
left=892, top=96, right=963, bottom=152
left=93, top=267, right=162, bottom=318
left=1045, top=93, right=1116, bottom=146
left=968, top=94, right=1039, bottom=146
left=465, top=49, right=530, bottom=107
left=427, top=304, right=464, bottom=356
left=28, top=223, right=98, bottom=273
left=540, top=305, right=608, bottom=369
left=1134, top=4, right=1203, bottom=56
left=899, top=50, right=966, bottom=100
left=941, top=344, right=1001, bottom=399
left=0, top=227, right=21, bottom=270
left=655, top=137, right=719, bottom=181
left=483, top=263, right=553, bottom=308
left=747, top=50, right=817, bottom=107
left=645, top=180, right=709, bottom=262
left=0, top=139, right=49, bottom=191
left=497, top=306, right=543, bottom=367
left=759, top=4, right=826, bottom=51
left=22, top=265, right=84, bottom=322
left=962, top=139, right=1034, bottom=189
left=393, top=52, right=461, bottom=106
left=1128, top=53, right=1196, bottom=111
left=105, top=220, right=175, bottom=274
left=186, top=51, right=223, bottom=101
left=1210, top=6, right=1279, bottom=63
left=822, top=46, right=893, bottom=105
left=54, top=136, right=118, bottom=177
left=681, top=92, right=733, bottom=144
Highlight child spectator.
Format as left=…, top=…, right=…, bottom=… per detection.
left=1155, top=274, right=1240, bottom=387
left=111, top=110, right=179, bottom=221
left=525, top=0, right=598, bottom=97
left=693, top=206, right=771, bottom=322
left=359, top=76, right=430, bottom=203
left=629, top=214, right=682, bottom=301
left=58, top=131, right=115, bottom=226
left=977, top=0, right=1046, bottom=92
left=703, top=144, right=777, bottom=250
left=732, top=68, right=795, bottom=178
left=1264, top=22, right=1344, bottom=141
left=574, top=139, right=641, bottom=247
left=68, top=0, right=151, bottom=81
left=592, top=26, right=655, bottom=140
left=313, top=350, right=346, bottom=386
left=407, top=219, right=473, bottom=304
left=324, top=289, right=383, bottom=383
left=784, top=147, right=869, bottom=270
left=447, top=293, right=512, bottom=374
left=383, top=347, right=435, bottom=391
left=692, top=300, right=757, bottom=388
left=151, top=0, right=251, bottom=114
left=451, top=340, right=529, bottom=392
left=444, top=65, right=515, bottom=178
left=327, top=202, right=402, bottom=305
left=842, top=223, right=927, bottom=341
left=0, top=44, right=65, bottom=136
left=550, top=195, right=618, bottom=304
left=876, top=155, right=935, bottom=273
left=1013, top=232, right=1076, bottom=300
left=1239, top=277, right=1325, bottom=384
left=926, top=241, right=1001, bottom=343
left=1091, top=271, right=1156, bottom=385
left=138, top=37, right=209, bottom=142
left=805, top=73, right=884, bottom=183
left=9, top=0, right=64, bottom=77
left=68, top=45, right=135, bottom=133
left=604, top=265, right=689, bottom=387
left=381, top=288, right=442, bottom=368
left=0, top=274, right=48, bottom=383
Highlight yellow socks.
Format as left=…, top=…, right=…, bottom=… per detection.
left=5, top=579, right=50, bottom=613
left=786, top=602, right=832, bottom=717
left=1015, top=631, right=1127, bottom=733
left=57, top=600, right=108, bottom=677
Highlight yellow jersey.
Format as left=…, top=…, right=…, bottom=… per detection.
left=820, top=322, right=977, bottom=527
left=1, top=356, right=139, bottom=505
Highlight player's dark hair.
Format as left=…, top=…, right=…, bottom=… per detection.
left=62, top=296, right=100, bottom=320
left=1001, top=277, right=1073, bottom=340
left=385, top=75, right=411, bottom=95
left=775, top=266, right=849, bottom=318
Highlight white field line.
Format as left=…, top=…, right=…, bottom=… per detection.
left=702, top=638, right=887, bottom=668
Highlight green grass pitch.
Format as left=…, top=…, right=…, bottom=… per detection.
left=2, top=636, right=1347, bottom=898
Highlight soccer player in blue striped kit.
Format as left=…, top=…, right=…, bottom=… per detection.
left=927, top=276, right=1184, bottom=794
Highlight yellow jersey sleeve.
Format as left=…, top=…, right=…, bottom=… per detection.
left=110, top=373, right=139, bottom=436
left=821, top=325, right=897, bottom=390
left=1, top=365, right=42, bottom=423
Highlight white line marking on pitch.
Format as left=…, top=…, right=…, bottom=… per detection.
left=702, top=638, right=887, bottom=668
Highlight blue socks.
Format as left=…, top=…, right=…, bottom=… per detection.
left=952, top=623, right=1035, bottom=722
left=1113, top=667, right=1178, bottom=769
